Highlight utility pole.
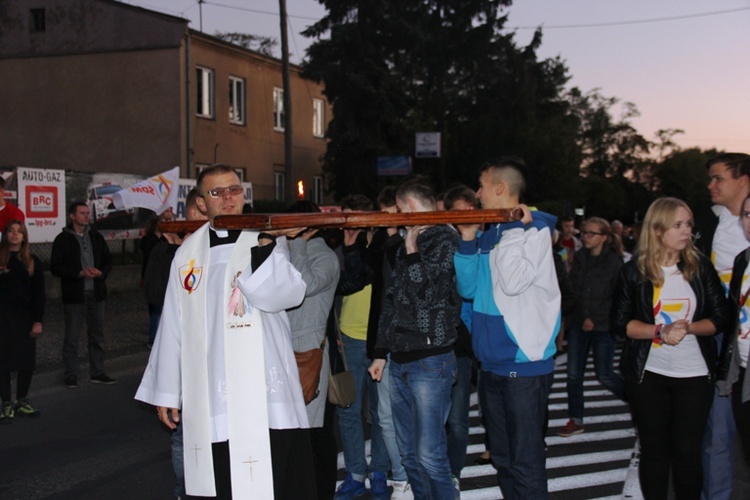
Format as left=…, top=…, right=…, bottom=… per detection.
left=279, top=0, right=294, bottom=202
left=198, top=0, right=204, bottom=32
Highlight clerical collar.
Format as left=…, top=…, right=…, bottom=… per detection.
left=209, top=228, right=241, bottom=247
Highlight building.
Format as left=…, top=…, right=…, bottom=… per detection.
left=0, top=0, right=330, bottom=204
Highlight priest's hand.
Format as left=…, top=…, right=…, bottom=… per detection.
left=368, top=359, right=386, bottom=382
left=157, top=406, right=180, bottom=430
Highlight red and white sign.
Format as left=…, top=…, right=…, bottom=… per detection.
left=16, top=167, right=66, bottom=243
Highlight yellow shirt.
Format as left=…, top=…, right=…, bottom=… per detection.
left=339, top=285, right=372, bottom=341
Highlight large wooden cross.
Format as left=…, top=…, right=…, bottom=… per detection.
left=159, top=208, right=519, bottom=233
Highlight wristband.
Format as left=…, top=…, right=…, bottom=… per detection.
left=653, top=324, right=663, bottom=345
left=258, top=232, right=276, bottom=242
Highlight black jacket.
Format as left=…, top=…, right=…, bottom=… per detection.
left=50, top=227, right=112, bottom=303
left=570, top=245, right=622, bottom=331
left=718, top=248, right=749, bottom=382
left=375, top=225, right=459, bottom=363
left=610, top=255, right=731, bottom=383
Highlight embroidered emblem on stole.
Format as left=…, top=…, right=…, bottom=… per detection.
left=180, top=260, right=203, bottom=294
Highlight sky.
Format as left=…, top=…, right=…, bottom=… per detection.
left=126, top=0, right=750, bottom=155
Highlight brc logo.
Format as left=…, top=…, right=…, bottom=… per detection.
left=26, top=186, right=59, bottom=218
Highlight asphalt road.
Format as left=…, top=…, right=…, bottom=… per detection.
left=0, top=355, right=175, bottom=500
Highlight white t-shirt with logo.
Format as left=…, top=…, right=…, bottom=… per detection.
left=711, top=205, right=748, bottom=296
left=736, top=259, right=750, bottom=368
left=646, top=265, right=707, bottom=378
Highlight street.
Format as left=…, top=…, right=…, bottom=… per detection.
left=0, top=354, right=174, bottom=500
left=0, top=349, right=639, bottom=499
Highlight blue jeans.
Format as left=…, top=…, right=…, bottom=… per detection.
left=172, top=419, right=185, bottom=498
left=566, top=326, right=625, bottom=423
left=376, top=355, right=407, bottom=482
left=336, top=334, right=390, bottom=482
left=480, top=370, right=553, bottom=500
left=62, top=295, right=106, bottom=378
left=148, top=303, right=162, bottom=345
left=390, top=351, right=456, bottom=500
left=701, top=336, right=735, bottom=500
left=447, top=355, right=473, bottom=478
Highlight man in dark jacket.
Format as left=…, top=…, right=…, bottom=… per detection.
left=51, top=202, right=114, bottom=388
left=369, top=179, right=460, bottom=500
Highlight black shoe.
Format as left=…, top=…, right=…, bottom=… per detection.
left=474, top=455, right=492, bottom=465
left=90, top=374, right=117, bottom=385
left=64, top=376, right=78, bottom=389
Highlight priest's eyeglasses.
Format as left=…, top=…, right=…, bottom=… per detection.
left=204, top=186, right=243, bottom=198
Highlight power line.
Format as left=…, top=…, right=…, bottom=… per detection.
left=507, top=6, right=750, bottom=30
left=203, top=1, right=320, bottom=21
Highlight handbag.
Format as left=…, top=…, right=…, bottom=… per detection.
left=328, top=309, right=356, bottom=408
left=294, top=338, right=325, bottom=405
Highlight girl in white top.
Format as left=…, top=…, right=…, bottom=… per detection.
left=611, top=197, right=731, bottom=500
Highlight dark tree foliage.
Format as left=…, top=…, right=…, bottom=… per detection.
left=213, top=32, right=278, bottom=56
left=302, top=0, right=582, bottom=202
left=654, top=147, right=717, bottom=217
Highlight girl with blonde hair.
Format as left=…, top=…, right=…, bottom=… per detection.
left=611, top=197, right=731, bottom=499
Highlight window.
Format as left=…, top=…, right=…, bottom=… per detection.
left=196, top=67, right=215, bottom=118
left=229, top=76, right=245, bottom=125
left=30, top=9, right=45, bottom=33
left=274, top=172, right=285, bottom=201
left=273, top=88, right=285, bottom=131
left=313, top=176, right=323, bottom=205
left=312, top=98, right=325, bottom=138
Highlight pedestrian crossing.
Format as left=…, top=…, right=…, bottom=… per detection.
left=336, top=350, right=642, bottom=499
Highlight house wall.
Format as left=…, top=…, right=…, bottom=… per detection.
left=189, top=35, right=330, bottom=202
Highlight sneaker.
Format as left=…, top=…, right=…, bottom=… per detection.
left=370, top=471, right=388, bottom=500
left=334, top=473, right=366, bottom=499
left=390, top=481, right=413, bottom=500
left=452, top=475, right=460, bottom=500
left=91, top=374, right=117, bottom=385
left=14, top=398, right=40, bottom=417
left=557, top=419, right=584, bottom=437
left=0, top=401, right=14, bottom=424
left=64, top=375, right=78, bottom=389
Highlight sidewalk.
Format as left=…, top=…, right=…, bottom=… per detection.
left=34, top=288, right=152, bottom=389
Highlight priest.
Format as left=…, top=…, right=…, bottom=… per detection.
left=135, top=164, right=315, bottom=498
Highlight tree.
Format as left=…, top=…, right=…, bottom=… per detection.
left=567, top=88, right=651, bottom=182
left=653, top=147, right=717, bottom=216
left=302, top=0, right=582, bottom=202
left=213, top=32, right=278, bottom=56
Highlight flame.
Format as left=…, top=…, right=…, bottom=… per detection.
left=297, top=180, right=305, bottom=199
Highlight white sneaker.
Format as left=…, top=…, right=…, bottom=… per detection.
left=391, top=480, right=414, bottom=500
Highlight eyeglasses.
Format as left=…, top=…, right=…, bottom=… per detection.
left=203, top=186, right=243, bottom=198
left=580, top=230, right=604, bottom=237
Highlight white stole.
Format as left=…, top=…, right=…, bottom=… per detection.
left=178, top=227, right=306, bottom=497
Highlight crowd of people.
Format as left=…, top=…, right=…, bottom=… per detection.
left=4, top=152, right=750, bottom=499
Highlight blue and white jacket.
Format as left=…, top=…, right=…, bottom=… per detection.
left=454, top=211, right=560, bottom=377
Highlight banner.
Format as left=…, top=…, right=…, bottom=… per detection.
left=112, top=166, right=179, bottom=215
left=16, top=167, right=66, bottom=243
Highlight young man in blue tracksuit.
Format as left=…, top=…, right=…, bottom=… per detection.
left=454, top=156, right=560, bottom=500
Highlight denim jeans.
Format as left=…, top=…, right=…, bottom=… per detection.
left=172, top=419, right=186, bottom=497
left=376, top=354, right=407, bottom=482
left=480, top=370, right=553, bottom=500
left=336, top=334, right=390, bottom=482
left=566, top=326, right=625, bottom=423
left=148, top=303, right=162, bottom=345
left=390, top=351, right=456, bottom=500
left=62, top=295, right=106, bottom=378
left=447, top=355, right=473, bottom=478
